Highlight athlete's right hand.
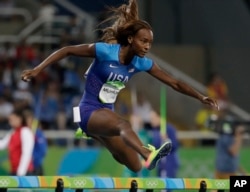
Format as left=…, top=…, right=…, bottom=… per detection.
left=21, top=68, right=40, bottom=82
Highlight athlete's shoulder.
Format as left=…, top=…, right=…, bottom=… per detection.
left=133, top=56, right=153, bottom=71
left=95, top=42, right=119, bottom=61
left=95, top=42, right=119, bottom=50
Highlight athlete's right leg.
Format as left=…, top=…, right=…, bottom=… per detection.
left=86, top=108, right=172, bottom=171
left=86, top=108, right=151, bottom=161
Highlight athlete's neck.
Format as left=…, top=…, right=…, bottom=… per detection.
left=119, top=46, right=135, bottom=65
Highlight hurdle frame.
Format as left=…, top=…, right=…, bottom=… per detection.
left=0, top=176, right=229, bottom=191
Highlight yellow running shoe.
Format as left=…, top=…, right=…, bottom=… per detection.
left=144, top=139, right=172, bottom=170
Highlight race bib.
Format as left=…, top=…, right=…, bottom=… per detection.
left=99, top=81, right=125, bottom=104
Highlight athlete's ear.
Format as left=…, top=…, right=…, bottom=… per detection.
left=128, top=36, right=133, bottom=44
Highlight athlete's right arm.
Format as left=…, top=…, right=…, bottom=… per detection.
left=21, top=43, right=95, bottom=82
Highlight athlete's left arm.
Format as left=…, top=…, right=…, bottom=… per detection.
left=148, top=63, right=218, bottom=109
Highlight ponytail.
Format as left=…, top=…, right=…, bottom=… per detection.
left=100, top=0, right=140, bottom=43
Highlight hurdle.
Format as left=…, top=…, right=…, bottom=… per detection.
left=0, top=176, right=229, bottom=191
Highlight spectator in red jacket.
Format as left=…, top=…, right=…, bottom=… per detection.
left=0, top=109, right=34, bottom=175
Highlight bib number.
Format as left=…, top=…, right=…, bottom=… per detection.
left=99, top=81, right=125, bottom=104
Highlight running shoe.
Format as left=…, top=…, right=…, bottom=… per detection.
left=144, top=139, right=172, bottom=170
left=75, top=127, right=91, bottom=140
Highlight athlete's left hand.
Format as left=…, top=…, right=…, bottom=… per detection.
left=201, top=97, right=219, bottom=110
left=21, top=68, right=40, bottom=82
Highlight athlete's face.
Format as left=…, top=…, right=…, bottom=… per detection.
left=129, top=28, right=153, bottom=57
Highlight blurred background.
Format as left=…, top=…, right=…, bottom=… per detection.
left=0, top=0, right=249, bottom=187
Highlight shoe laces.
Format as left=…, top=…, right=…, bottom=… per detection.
left=143, top=144, right=156, bottom=152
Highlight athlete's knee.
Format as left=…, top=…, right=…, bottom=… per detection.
left=116, top=119, right=132, bottom=134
